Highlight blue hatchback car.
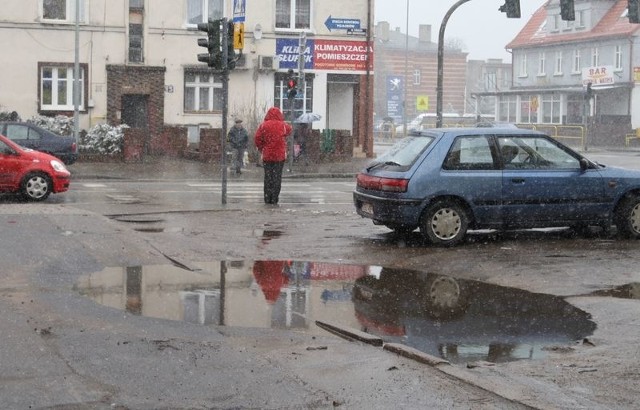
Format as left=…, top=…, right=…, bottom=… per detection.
left=354, top=128, right=640, bottom=246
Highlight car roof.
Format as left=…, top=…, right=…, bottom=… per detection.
left=409, top=127, right=545, bottom=137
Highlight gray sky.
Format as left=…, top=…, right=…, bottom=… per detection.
left=374, top=0, right=548, bottom=61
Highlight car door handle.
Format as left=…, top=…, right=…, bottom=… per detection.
left=511, top=178, right=525, bottom=184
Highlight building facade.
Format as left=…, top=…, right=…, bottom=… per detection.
left=0, top=0, right=374, bottom=157
left=373, top=22, right=468, bottom=128
left=498, top=0, right=640, bottom=146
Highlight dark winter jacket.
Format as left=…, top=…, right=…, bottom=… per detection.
left=254, top=107, right=292, bottom=162
left=227, top=125, right=248, bottom=149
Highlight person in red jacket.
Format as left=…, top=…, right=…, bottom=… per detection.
left=254, top=107, right=293, bottom=205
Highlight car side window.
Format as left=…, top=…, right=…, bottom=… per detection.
left=5, top=125, right=29, bottom=141
left=443, top=136, right=496, bottom=170
left=498, top=136, right=580, bottom=170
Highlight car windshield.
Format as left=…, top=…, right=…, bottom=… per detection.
left=371, top=134, right=435, bottom=169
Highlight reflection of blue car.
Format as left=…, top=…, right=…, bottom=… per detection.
left=352, top=267, right=596, bottom=364
left=354, top=128, right=640, bottom=245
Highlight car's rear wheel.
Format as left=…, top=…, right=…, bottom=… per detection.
left=420, top=200, right=469, bottom=246
left=21, top=172, right=52, bottom=201
left=615, top=194, right=640, bottom=238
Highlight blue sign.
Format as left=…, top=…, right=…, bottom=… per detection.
left=233, top=0, right=245, bottom=22
left=324, top=15, right=361, bottom=31
left=386, top=76, right=403, bottom=121
left=275, top=38, right=314, bottom=70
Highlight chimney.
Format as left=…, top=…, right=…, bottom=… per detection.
left=377, top=21, right=390, bottom=42
left=419, top=24, right=431, bottom=43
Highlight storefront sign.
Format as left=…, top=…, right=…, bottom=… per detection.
left=276, top=39, right=373, bottom=71
left=582, top=65, right=614, bottom=86
left=387, top=76, right=403, bottom=121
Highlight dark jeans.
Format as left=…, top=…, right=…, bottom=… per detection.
left=263, top=160, right=285, bottom=204
left=232, top=147, right=245, bottom=173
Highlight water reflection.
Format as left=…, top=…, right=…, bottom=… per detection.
left=75, top=261, right=597, bottom=364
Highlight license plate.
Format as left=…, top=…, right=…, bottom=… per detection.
left=361, top=202, right=374, bottom=216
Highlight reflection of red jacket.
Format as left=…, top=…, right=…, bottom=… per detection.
left=253, top=260, right=288, bottom=304
left=254, top=107, right=292, bottom=162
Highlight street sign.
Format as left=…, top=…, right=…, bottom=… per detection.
left=233, top=0, right=246, bottom=22
left=416, top=95, right=429, bottom=111
left=347, top=28, right=367, bottom=36
left=324, top=15, right=361, bottom=31
left=234, top=22, right=244, bottom=49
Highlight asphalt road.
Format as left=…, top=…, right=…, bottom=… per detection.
left=2, top=149, right=640, bottom=408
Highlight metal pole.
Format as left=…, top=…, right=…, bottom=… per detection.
left=221, top=18, right=229, bottom=204
left=436, top=0, right=470, bottom=128
left=73, top=0, right=80, bottom=143
left=403, top=0, right=409, bottom=137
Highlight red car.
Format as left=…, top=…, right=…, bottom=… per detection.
left=0, top=134, right=70, bottom=201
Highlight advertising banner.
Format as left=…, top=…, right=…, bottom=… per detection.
left=276, top=39, right=372, bottom=71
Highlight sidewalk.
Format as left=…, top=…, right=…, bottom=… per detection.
left=67, top=156, right=373, bottom=181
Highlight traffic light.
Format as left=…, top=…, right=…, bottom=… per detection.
left=499, top=0, right=520, bottom=18
left=286, top=69, right=298, bottom=99
left=585, top=82, right=593, bottom=100
left=227, top=20, right=236, bottom=70
left=629, top=0, right=640, bottom=23
left=560, top=0, right=575, bottom=21
left=197, top=19, right=222, bottom=69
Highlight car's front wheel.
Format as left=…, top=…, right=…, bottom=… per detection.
left=615, top=194, right=640, bottom=238
left=420, top=199, right=469, bottom=246
left=21, top=172, right=52, bottom=201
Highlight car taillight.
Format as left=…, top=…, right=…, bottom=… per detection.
left=357, top=173, right=408, bottom=193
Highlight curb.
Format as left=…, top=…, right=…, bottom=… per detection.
left=315, top=320, right=597, bottom=410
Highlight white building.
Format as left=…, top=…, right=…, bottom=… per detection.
left=0, top=0, right=374, bottom=156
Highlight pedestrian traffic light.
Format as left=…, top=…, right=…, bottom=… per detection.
left=286, top=69, right=297, bottom=99
left=585, top=82, right=593, bottom=100
left=499, top=0, right=520, bottom=18
left=197, top=19, right=222, bottom=69
left=560, top=0, right=575, bottom=21
left=226, top=20, right=236, bottom=70
left=629, top=0, right=640, bottom=23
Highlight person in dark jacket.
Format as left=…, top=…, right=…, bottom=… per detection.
left=227, top=118, right=249, bottom=175
left=254, top=107, right=292, bottom=205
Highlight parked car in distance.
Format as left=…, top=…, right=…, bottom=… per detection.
left=354, top=127, right=640, bottom=246
left=0, top=121, right=78, bottom=165
left=0, top=134, right=71, bottom=201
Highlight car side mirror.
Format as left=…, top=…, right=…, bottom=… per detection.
left=579, top=158, right=590, bottom=171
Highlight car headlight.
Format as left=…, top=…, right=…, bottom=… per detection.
left=50, top=160, right=68, bottom=172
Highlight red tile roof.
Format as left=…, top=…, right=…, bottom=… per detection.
left=506, top=0, right=640, bottom=50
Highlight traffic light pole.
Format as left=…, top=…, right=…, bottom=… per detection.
left=221, top=18, right=229, bottom=204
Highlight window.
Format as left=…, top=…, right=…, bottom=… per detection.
left=413, top=69, right=421, bottom=85
left=184, top=70, right=223, bottom=112
left=554, top=51, right=563, bottom=75
left=187, top=0, right=223, bottom=25
left=591, top=47, right=599, bottom=66
left=615, top=45, right=623, bottom=71
left=552, top=14, right=560, bottom=31
left=498, top=137, right=579, bottom=170
left=520, top=95, right=538, bottom=124
left=538, top=52, right=546, bottom=76
left=39, top=64, right=86, bottom=111
left=41, top=0, right=85, bottom=22
left=576, top=10, right=585, bottom=28
left=498, top=95, right=517, bottom=123
left=572, top=49, right=581, bottom=73
left=519, top=54, right=527, bottom=77
left=274, top=72, right=313, bottom=120
left=130, top=0, right=144, bottom=9
left=541, top=93, right=561, bottom=124
left=129, top=23, right=144, bottom=63
left=276, top=0, right=311, bottom=30
left=443, top=136, right=496, bottom=171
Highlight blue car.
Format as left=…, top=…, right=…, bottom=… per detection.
left=354, top=128, right=640, bottom=246
left=0, top=121, right=78, bottom=165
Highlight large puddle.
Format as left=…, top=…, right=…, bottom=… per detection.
left=75, top=261, right=600, bottom=364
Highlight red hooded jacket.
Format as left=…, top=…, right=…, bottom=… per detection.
left=254, top=107, right=293, bottom=162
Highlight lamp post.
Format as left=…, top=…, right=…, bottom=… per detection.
left=402, top=0, right=409, bottom=137
left=436, top=0, right=470, bottom=128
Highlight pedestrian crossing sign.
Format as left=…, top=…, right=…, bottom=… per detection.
left=416, top=95, right=429, bottom=111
